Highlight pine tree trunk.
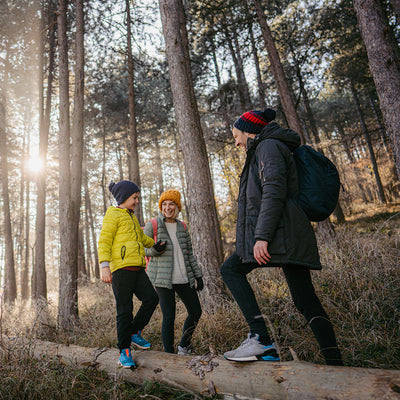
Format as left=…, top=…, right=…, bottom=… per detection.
left=18, top=123, right=27, bottom=300
left=125, top=0, right=144, bottom=225
left=21, top=171, right=30, bottom=300
left=253, top=0, right=304, bottom=138
left=211, top=41, right=231, bottom=138
left=101, top=124, right=107, bottom=214
left=249, top=22, right=266, bottom=109
left=57, top=0, right=78, bottom=327
left=34, top=0, right=56, bottom=301
left=154, top=135, right=164, bottom=196
left=0, top=39, right=17, bottom=304
left=353, top=0, right=400, bottom=178
left=159, top=0, right=226, bottom=301
left=350, top=81, right=387, bottom=204
left=85, top=178, right=99, bottom=279
left=223, top=25, right=251, bottom=112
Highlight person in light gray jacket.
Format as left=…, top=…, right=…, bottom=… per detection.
left=144, top=189, right=203, bottom=354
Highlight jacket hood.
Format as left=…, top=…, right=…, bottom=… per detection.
left=248, top=122, right=301, bottom=152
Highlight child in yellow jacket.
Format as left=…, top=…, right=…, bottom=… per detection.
left=98, top=180, right=166, bottom=368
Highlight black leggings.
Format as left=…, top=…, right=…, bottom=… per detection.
left=156, top=284, right=202, bottom=353
left=220, top=252, right=343, bottom=365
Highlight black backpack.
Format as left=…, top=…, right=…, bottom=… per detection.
left=292, top=145, right=340, bottom=222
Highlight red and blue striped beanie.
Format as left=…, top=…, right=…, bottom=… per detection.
left=233, top=108, right=276, bottom=134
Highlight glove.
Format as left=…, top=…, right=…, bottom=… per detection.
left=153, top=240, right=167, bottom=253
left=195, top=277, right=204, bottom=291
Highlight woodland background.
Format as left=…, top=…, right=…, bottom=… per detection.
left=0, top=0, right=400, bottom=397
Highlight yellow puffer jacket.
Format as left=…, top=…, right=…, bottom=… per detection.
left=98, top=206, right=154, bottom=273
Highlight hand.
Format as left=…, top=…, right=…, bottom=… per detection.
left=154, top=240, right=167, bottom=253
left=195, top=277, right=204, bottom=291
left=253, top=240, right=271, bottom=265
left=101, top=266, right=112, bottom=283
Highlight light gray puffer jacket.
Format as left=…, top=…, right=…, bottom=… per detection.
left=144, top=214, right=202, bottom=289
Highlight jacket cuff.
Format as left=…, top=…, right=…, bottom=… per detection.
left=101, top=261, right=110, bottom=268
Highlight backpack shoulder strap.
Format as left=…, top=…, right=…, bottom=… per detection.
left=151, top=218, right=158, bottom=243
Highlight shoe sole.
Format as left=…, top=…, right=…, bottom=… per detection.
left=118, top=361, right=136, bottom=369
left=224, top=355, right=280, bottom=362
left=132, top=342, right=151, bottom=350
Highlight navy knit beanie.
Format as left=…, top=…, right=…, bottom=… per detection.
left=109, top=180, right=140, bottom=205
left=233, top=108, right=276, bottom=134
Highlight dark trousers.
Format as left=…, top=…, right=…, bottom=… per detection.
left=112, top=268, right=159, bottom=351
left=156, top=283, right=202, bottom=353
left=220, top=252, right=343, bottom=365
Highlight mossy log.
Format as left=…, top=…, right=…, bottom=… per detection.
left=30, top=340, right=400, bottom=400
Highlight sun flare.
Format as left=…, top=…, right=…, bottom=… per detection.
left=26, top=157, right=44, bottom=174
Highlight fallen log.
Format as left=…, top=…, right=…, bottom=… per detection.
left=30, top=340, right=400, bottom=400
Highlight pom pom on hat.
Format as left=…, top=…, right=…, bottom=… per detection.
left=233, top=108, right=276, bottom=134
left=109, top=180, right=140, bottom=205
left=158, top=189, right=182, bottom=211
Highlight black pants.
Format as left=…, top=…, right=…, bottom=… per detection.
left=156, top=283, right=202, bottom=353
left=220, top=252, right=343, bottom=365
left=112, top=268, right=159, bottom=351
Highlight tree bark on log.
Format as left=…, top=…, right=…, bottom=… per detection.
left=29, top=340, right=400, bottom=400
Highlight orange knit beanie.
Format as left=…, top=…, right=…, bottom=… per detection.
left=158, top=189, right=182, bottom=211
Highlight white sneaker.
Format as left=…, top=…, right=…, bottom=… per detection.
left=177, top=345, right=192, bottom=355
left=223, top=334, right=280, bottom=362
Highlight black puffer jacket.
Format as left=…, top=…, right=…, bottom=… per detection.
left=236, top=122, right=321, bottom=269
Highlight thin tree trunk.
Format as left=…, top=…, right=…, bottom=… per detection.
left=21, top=171, right=30, bottom=300
left=84, top=205, right=92, bottom=279
left=115, top=142, right=124, bottom=181
left=0, top=39, right=17, bottom=304
left=153, top=135, right=164, bottom=196
left=78, top=227, right=86, bottom=277
left=159, top=0, right=225, bottom=301
left=353, top=0, right=400, bottom=178
left=223, top=24, right=251, bottom=112
left=82, top=150, right=92, bottom=279
left=18, top=116, right=27, bottom=299
left=85, top=177, right=99, bottom=279
left=125, top=0, right=144, bottom=225
left=350, top=81, right=387, bottom=204
left=57, top=0, right=78, bottom=327
left=247, top=15, right=266, bottom=109
left=34, top=0, right=55, bottom=301
left=211, top=41, right=231, bottom=138
left=101, top=121, right=107, bottom=214
left=253, top=0, right=304, bottom=139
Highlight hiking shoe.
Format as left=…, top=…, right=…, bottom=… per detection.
left=224, top=334, right=280, bottom=362
left=131, top=330, right=151, bottom=349
left=118, top=348, right=136, bottom=368
left=177, top=345, right=192, bottom=355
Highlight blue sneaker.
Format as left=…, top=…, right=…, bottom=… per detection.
left=224, top=334, right=280, bottom=362
left=118, top=348, right=136, bottom=368
left=131, top=330, right=151, bottom=349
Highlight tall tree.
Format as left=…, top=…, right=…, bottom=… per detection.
left=353, top=0, right=400, bottom=177
left=125, top=0, right=144, bottom=225
left=159, top=0, right=225, bottom=300
left=57, top=0, right=85, bottom=327
left=0, top=84, right=17, bottom=304
left=33, top=0, right=56, bottom=301
left=253, top=0, right=304, bottom=137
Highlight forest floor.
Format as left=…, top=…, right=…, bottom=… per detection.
left=1, top=203, right=399, bottom=399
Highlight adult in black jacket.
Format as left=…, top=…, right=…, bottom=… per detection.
left=221, top=108, right=343, bottom=366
